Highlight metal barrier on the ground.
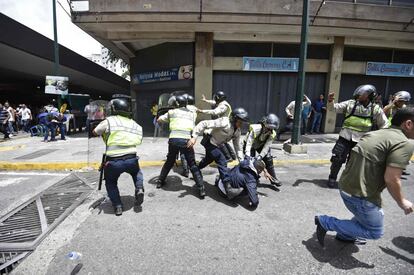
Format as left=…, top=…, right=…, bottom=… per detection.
left=0, top=173, right=94, bottom=274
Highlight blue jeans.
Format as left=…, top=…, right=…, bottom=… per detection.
left=198, top=140, right=229, bottom=183
left=318, top=190, right=384, bottom=241
left=312, top=112, right=322, bottom=133
left=104, top=157, right=144, bottom=207
left=44, top=122, right=66, bottom=141
left=22, top=119, right=30, bottom=132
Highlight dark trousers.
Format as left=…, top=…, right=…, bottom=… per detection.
left=44, top=122, right=66, bottom=141
left=198, top=140, right=229, bottom=183
left=329, top=137, right=357, bottom=181
left=160, top=138, right=201, bottom=183
left=0, top=123, right=9, bottom=138
left=22, top=119, right=30, bottom=132
left=104, top=157, right=144, bottom=207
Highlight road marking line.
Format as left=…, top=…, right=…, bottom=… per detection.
left=0, top=172, right=69, bottom=176
left=0, top=177, right=29, bottom=187
left=0, top=144, right=26, bottom=152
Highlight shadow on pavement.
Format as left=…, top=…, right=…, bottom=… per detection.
left=257, top=182, right=280, bottom=192
left=92, top=195, right=139, bottom=215
left=393, top=236, right=414, bottom=254
left=148, top=175, right=238, bottom=207
left=293, top=178, right=337, bottom=189
left=379, top=236, right=414, bottom=265
left=302, top=233, right=375, bottom=270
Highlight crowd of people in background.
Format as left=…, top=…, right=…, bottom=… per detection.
left=0, top=102, right=33, bottom=139
left=0, top=100, right=70, bottom=142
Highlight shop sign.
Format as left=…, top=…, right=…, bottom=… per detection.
left=132, top=65, right=193, bottom=85
left=366, top=62, right=414, bottom=77
left=242, top=57, right=299, bottom=72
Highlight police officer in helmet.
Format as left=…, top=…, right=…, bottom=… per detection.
left=244, top=113, right=282, bottom=187
left=156, top=94, right=206, bottom=198
left=383, top=91, right=411, bottom=123
left=188, top=107, right=249, bottom=188
left=178, top=94, right=198, bottom=177
left=327, top=84, right=389, bottom=188
left=199, top=91, right=231, bottom=119
left=199, top=90, right=237, bottom=160
left=93, top=98, right=144, bottom=216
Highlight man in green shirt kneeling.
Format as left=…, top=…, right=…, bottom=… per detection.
left=314, top=108, right=414, bottom=246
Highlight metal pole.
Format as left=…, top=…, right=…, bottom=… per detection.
left=52, top=0, right=60, bottom=76
left=291, top=0, right=309, bottom=144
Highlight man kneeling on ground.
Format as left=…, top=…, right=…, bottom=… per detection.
left=314, top=107, right=414, bottom=246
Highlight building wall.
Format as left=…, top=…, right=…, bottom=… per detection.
left=128, top=39, right=414, bottom=135
left=130, top=42, right=195, bottom=134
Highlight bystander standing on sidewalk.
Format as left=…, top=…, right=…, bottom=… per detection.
left=84, top=99, right=97, bottom=136
left=310, top=94, right=326, bottom=134
left=277, top=95, right=311, bottom=140
left=302, top=101, right=312, bottom=135
left=4, top=102, right=17, bottom=136
left=0, top=103, right=11, bottom=139
left=18, top=104, right=32, bottom=133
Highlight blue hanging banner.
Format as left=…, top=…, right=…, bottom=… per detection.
left=132, top=65, right=193, bottom=85
left=242, top=57, right=299, bottom=72
left=366, top=62, right=414, bottom=77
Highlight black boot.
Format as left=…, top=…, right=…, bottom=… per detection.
left=314, top=216, right=327, bottom=247
left=135, top=188, right=144, bottom=205
left=265, top=156, right=282, bottom=187
left=328, top=161, right=342, bottom=188
left=191, top=167, right=205, bottom=199
left=157, top=164, right=170, bottom=188
left=114, top=206, right=123, bottom=216
left=180, top=153, right=189, bottom=177
left=327, top=178, right=337, bottom=188
left=156, top=178, right=165, bottom=189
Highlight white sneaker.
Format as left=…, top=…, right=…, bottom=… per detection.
left=9, top=134, right=13, bottom=137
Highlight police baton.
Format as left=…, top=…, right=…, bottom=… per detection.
left=98, top=153, right=106, bottom=190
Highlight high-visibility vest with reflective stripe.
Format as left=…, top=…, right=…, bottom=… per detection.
left=343, top=101, right=379, bottom=132
left=222, top=101, right=232, bottom=118
left=104, top=115, right=143, bottom=157
left=249, top=124, right=276, bottom=148
left=168, top=108, right=195, bottom=139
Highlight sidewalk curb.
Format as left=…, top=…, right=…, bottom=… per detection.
left=1, top=156, right=413, bottom=171
left=0, top=159, right=332, bottom=171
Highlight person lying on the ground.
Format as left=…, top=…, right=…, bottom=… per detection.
left=217, top=157, right=276, bottom=209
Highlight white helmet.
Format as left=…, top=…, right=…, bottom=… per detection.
left=394, top=91, right=411, bottom=102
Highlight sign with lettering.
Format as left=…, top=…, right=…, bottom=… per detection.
left=132, top=65, right=193, bottom=85
left=242, top=57, right=299, bottom=72
left=366, top=62, right=414, bottom=77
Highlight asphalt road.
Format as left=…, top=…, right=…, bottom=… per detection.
left=0, top=171, right=68, bottom=215
left=11, top=163, right=413, bottom=275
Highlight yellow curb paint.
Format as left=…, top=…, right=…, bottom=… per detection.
left=0, top=155, right=412, bottom=171
left=0, top=144, right=26, bottom=152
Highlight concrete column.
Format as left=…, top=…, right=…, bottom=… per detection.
left=324, top=36, right=344, bottom=133
left=194, top=32, right=214, bottom=114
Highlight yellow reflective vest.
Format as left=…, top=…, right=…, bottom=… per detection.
left=103, top=115, right=143, bottom=157
left=343, top=101, right=381, bottom=132
left=168, top=108, right=195, bottom=139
